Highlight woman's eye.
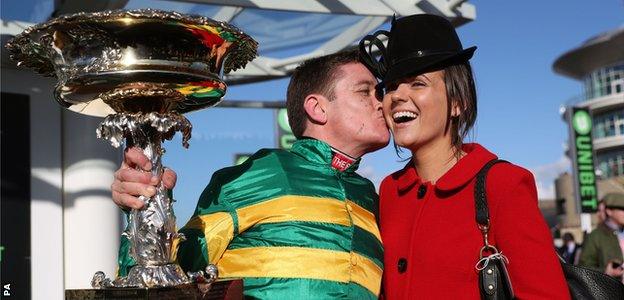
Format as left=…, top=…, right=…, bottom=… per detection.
left=411, top=81, right=425, bottom=87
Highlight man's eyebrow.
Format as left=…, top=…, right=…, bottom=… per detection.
left=353, top=80, right=377, bottom=87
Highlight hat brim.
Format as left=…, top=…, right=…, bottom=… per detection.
left=382, top=46, right=477, bottom=86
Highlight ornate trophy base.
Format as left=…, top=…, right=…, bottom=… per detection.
left=65, top=279, right=243, bottom=300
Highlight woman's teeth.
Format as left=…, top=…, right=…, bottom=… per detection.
left=392, top=111, right=417, bottom=123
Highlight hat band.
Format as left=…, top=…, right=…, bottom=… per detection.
left=390, top=50, right=457, bottom=66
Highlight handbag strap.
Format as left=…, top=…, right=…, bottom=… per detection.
left=474, top=159, right=509, bottom=249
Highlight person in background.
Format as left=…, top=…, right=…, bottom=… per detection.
left=111, top=50, right=390, bottom=299
left=579, top=193, right=624, bottom=281
left=558, top=232, right=581, bottom=265
left=362, top=14, right=570, bottom=299
left=598, top=199, right=607, bottom=223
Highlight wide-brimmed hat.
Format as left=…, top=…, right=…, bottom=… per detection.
left=360, top=14, right=476, bottom=85
left=603, top=193, right=624, bottom=208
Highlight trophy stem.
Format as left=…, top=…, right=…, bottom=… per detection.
left=128, top=133, right=172, bottom=266
left=126, top=134, right=188, bottom=287
left=95, top=112, right=193, bottom=287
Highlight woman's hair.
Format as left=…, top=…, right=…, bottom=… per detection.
left=443, top=61, right=477, bottom=158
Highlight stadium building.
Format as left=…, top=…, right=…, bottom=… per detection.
left=553, top=26, right=624, bottom=235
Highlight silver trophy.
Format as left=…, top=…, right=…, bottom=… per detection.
left=6, top=9, right=256, bottom=294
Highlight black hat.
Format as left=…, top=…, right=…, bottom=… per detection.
left=360, top=14, right=476, bottom=85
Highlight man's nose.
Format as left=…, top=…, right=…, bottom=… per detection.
left=374, top=97, right=383, bottom=110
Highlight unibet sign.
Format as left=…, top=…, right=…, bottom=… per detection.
left=570, top=107, right=598, bottom=213
left=276, top=109, right=296, bottom=150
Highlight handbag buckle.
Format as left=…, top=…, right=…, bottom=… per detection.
left=479, top=244, right=499, bottom=260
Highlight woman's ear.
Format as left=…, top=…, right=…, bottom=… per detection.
left=451, top=99, right=462, bottom=118
left=303, top=94, right=328, bottom=124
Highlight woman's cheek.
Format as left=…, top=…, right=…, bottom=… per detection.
left=384, top=115, right=393, bottom=129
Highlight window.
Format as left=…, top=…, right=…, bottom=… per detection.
left=593, top=109, right=624, bottom=139
left=584, top=63, right=624, bottom=100
left=597, top=149, right=624, bottom=178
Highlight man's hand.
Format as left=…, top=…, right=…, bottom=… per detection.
left=604, top=260, right=624, bottom=278
left=111, top=147, right=177, bottom=210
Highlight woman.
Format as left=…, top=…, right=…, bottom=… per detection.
left=361, top=15, right=570, bottom=299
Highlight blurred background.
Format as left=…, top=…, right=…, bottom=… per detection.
left=1, top=0, right=622, bottom=298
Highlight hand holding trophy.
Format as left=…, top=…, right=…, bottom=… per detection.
left=6, top=8, right=256, bottom=298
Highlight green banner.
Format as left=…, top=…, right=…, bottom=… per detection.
left=234, top=154, right=252, bottom=165
left=569, top=107, right=598, bottom=213
left=276, top=109, right=295, bottom=150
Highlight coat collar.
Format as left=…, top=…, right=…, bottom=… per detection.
left=290, top=138, right=361, bottom=172
left=394, top=143, right=497, bottom=193
left=603, top=220, right=624, bottom=234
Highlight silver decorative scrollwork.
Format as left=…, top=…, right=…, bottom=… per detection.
left=95, top=112, right=190, bottom=287
left=90, top=112, right=220, bottom=288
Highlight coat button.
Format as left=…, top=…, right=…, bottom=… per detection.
left=417, top=184, right=427, bottom=199
left=398, top=258, right=408, bottom=273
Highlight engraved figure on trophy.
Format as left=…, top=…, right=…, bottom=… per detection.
left=6, top=9, right=257, bottom=291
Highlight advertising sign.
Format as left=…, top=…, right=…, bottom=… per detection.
left=568, top=107, right=598, bottom=213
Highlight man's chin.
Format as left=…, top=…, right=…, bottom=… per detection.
left=367, top=137, right=391, bottom=154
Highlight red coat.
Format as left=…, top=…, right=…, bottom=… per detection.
left=379, top=144, right=570, bottom=299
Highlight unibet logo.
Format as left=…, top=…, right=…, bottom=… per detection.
left=572, top=110, right=592, bottom=135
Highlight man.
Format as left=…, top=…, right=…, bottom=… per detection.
left=111, top=50, right=390, bottom=299
left=579, top=193, right=624, bottom=281
left=557, top=232, right=580, bottom=265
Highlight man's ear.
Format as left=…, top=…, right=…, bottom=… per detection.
left=605, top=208, right=613, bottom=219
left=303, top=94, right=328, bottom=124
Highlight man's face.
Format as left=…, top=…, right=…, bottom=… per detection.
left=606, top=207, right=624, bottom=226
left=325, top=63, right=390, bottom=154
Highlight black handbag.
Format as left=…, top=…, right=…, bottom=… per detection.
left=561, top=256, right=624, bottom=299
left=474, top=159, right=624, bottom=300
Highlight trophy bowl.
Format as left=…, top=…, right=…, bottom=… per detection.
left=6, top=8, right=257, bottom=295
left=6, top=8, right=257, bottom=117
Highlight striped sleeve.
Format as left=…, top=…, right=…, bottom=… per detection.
left=177, top=173, right=238, bottom=272
left=177, top=212, right=236, bottom=271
